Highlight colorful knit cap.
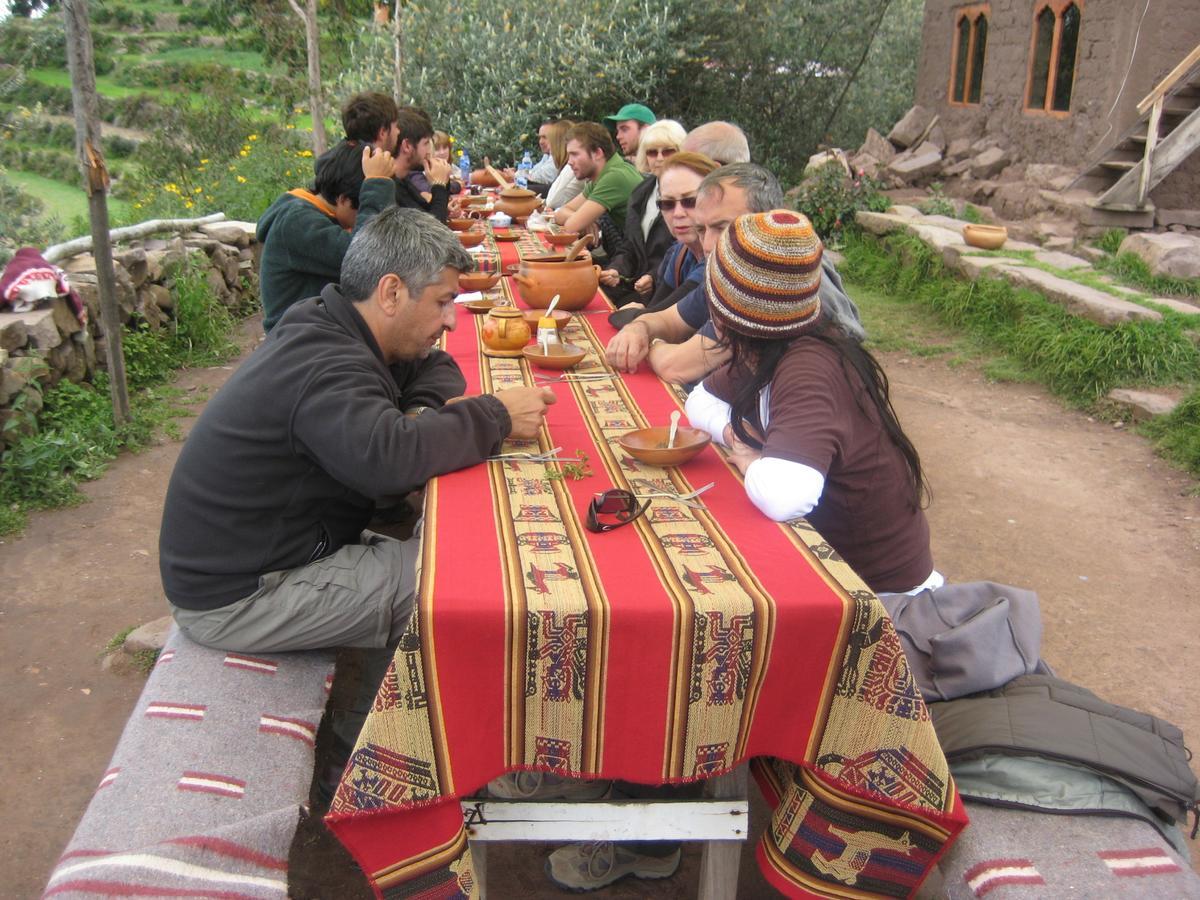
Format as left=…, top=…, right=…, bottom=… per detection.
left=704, top=210, right=823, bottom=339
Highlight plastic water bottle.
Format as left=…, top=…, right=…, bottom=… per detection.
left=516, top=150, right=532, bottom=189
left=459, top=149, right=471, bottom=188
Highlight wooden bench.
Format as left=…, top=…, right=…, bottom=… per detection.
left=464, top=766, right=749, bottom=899
left=45, top=625, right=335, bottom=899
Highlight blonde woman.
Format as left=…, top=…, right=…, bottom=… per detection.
left=600, top=119, right=686, bottom=306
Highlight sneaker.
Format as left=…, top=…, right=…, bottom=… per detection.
left=546, top=841, right=681, bottom=892
left=486, top=771, right=611, bottom=801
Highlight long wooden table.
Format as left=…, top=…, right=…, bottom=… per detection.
left=325, top=224, right=967, bottom=899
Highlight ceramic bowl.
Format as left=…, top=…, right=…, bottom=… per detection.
left=514, top=215, right=530, bottom=227
left=962, top=223, right=1008, bottom=250
left=471, top=168, right=501, bottom=188
left=457, top=231, right=486, bottom=248
left=619, top=426, right=711, bottom=467
left=521, top=308, right=572, bottom=330
left=458, top=272, right=501, bottom=292
left=463, top=299, right=498, bottom=314
left=448, top=218, right=477, bottom=232
left=544, top=231, right=581, bottom=248
left=522, top=342, right=587, bottom=370
left=492, top=228, right=520, bottom=242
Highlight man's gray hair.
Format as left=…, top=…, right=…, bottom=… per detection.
left=340, top=208, right=474, bottom=301
left=698, top=163, right=784, bottom=213
left=682, top=121, right=750, bottom=165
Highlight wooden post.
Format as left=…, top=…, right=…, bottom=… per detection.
left=62, top=0, right=130, bottom=426
left=1137, top=97, right=1163, bottom=208
left=287, top=0, right=327, bottom=157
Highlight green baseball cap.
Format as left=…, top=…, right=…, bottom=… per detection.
left=604, top=103, right=656, bottom=126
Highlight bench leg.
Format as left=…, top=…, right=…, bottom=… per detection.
left=698, top=765, right=747, bottom=900
left=471, top=841, right=487, bottom=899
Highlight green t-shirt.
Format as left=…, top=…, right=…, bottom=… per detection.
left=582, top=154, right=643, bottom=232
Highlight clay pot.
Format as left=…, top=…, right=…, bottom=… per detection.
left=471, top=168, right=500, bottom=188
left=459, top=271, right=501, bottom=292
left=480, top=306, right=532, bottom=357
left=457, top=231, right=486, bottom=248
left=962, top=223, right=1008, bottom=250
left=495, top=187, right=543, bottom=219
left=513, top=256, right=600, bottom=311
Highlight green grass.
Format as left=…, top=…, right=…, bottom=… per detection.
left=842, top=231, right=1200, bottom=476
left=5, top=170, right=130, bottom=225
left=28, top=68, right=147, bottom=99
left=151, top=46, right=276, bottom=73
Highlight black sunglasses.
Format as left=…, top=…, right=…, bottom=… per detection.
left=586, top=489, right=650, bottom=533
left=657, top=196, right=698, bottom=213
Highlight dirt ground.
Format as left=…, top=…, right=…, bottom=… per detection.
left=3, top=313, right=1198, bottom=899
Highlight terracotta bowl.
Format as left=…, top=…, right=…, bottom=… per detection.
left=545, top=231, right=581, bottom=248
left=962, top=223, right=1008, bottom=250
left=513, top=215, right=530, bottom=227
left=448, top=218, right=477, bottom=232
left=458, top=272, right=500, bottom=292
left=521, top=309, right=573, bottom=330
left=463, top=299, right=498, bottom=314
left=522, top=342, right=587, bottom=370
left=471, top=168, right=500, bottom=188
left=619, top=426, right=711, bottom=467
left=460, top=194, right=490, bottom=209
left=457, top=231, right=486, bottom=248
left=492, top=228, right=520, bottom=242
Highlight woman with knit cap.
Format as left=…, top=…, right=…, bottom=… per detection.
left=685, top=210, right=942, bottom=596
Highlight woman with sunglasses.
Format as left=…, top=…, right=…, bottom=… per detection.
left=608, top=151, right=719, bottom=330
left=598, top=119, right=686, bottom=307
left=685, top=210, right=942, bottom=597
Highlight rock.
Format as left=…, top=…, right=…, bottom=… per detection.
left=211, top=245, right=242, bottom=289
left=1146, top=296, right=1200, bottom=316
left=1032, top=250, right=1090, bottom=270
left=888, top=105, right=936, bottom=150
left=804, top=149, right=851, bottom=178
left=946, top=137, right=973, bottom=162
left=51, top=296, right=84, bottom=337
left=925, top=124, right=947, bottom=152
left=123, top=615, right=174, bottom=653
left=47, top=341, right=83, bottom=383
left=970, top=136, right=997, bottom=154
left=0, top=314, right=29, bottom=352
left=19, top=308, right=62, bottom=351
left=77, top=329, right=97, bottom=375
left=143, top=250, right=169, bottom=283
left=1156, top=209, right=1200, bottom=229
left=1118, top=232, right=1200, bottom=279
left=991, top=182, right=1049, bottom=220
left=1107, top=389, right=1179, bottom=422
left=62, top=254, right=97, bottom=275
left=71, top=280, right=101, bottom=328
left=998, top=265, right=1161, bottom=326
left=886, top=205, right=923, bottom=219
left=205, top=268, right=233, bottom=306
left=115, top=248, right=148, bottom=288
left=849, top=151, right=880, bottom=179
left=182, top=237, right=222, bottom=255
left=137, top=284, right=172, bottom=331
left=943, top=159, right=972, bottom=177
left=200, top=221, right=256, bottom=248
left=887, top=149, right=944, bottom=183
left=0, top=363, right=28, bottom=405
left=1168, top=224, right=1188, bottom=234
left=1043, top=236, right=1075, bottom=251
left=1024, top=164, right=1076, bottom=191
left=860, top=127, right=896, bottom=164
left=970, top=146, right=1010, bottom=179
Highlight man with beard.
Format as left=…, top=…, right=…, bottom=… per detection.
left=551, top=121, right=643, bottom=243
left=390, top=107, right=455, bottom=223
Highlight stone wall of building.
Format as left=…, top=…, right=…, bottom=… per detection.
left=913, top=0, right=1200, bottom=208
left=0, top=220, right=259, bottom=454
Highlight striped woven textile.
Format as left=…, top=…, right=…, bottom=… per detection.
left=45, top=627, right=335, bottom=899
left=325, top=240, right=968, bottom=899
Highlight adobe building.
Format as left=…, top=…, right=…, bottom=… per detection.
left=911, top=0, right=1200, bottom=224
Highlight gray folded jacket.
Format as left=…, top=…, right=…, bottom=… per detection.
left=878, top=580, right=1049, bottom=702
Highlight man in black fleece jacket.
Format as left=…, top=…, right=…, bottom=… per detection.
left=160, top=208, right=555, bottom=654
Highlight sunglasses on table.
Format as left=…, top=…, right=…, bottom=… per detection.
left=657, top=195, right=697, bottom=213
left=586, top=489, right=651, bottom=533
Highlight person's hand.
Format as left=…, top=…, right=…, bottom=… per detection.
left=426, top=155, right=455, bottom=187
left=598, top=268, right=620, bottom=287
left=362, top=144, right=394, bottom=179
left=724, top=428, right=762, bottom=475
left=605, top=321, right=651, bottom=373
left=634, top=274, right=653, bottom=296
left=494, top=386, right=557, bottom=439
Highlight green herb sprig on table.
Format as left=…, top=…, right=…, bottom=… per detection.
left=546, top=450, right=593, bottom=481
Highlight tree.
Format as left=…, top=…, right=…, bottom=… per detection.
left=286, top=0, right=327, bottom=156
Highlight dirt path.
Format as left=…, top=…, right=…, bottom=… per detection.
left=3, top=317, right=1198, bottom=898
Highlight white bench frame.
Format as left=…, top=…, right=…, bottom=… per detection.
left=462, top=765, right=749, bottom=899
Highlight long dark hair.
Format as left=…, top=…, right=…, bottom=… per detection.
left=719, top=317, right=929, bottom=509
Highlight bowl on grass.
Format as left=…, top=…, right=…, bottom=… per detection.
left=962, top=224, right=1008, bottom=250
left=618, top=426, right=711, bottom=466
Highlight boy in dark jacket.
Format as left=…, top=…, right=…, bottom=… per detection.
left=256, top=141, right=395, bottom=332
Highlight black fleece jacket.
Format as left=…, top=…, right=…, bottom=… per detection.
left=159, top=284, right=511, bottom=611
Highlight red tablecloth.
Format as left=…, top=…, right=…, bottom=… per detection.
left=325, top=227, right=967, bottom=898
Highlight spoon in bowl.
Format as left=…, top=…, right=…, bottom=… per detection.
left=668, top=410, right=681, bottom=449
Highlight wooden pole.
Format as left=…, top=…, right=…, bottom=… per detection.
left=392, top=0, right=403, bottom=102
left=287, top=0, right=328, bottom=157
left=62, top=0, right=130, bottom=426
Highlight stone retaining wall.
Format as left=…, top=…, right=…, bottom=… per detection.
left=0, top=220, right=260, bottom=454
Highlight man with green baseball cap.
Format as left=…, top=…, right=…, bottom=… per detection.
left=604, top=102, right=656, bottom=159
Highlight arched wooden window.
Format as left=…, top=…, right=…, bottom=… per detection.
left=949, top=4, right=990, bottom=106
left=1025, top=0, right=1083, bottom=114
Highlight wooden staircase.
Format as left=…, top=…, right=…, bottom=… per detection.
left=1072, top=44, right=1200, bottom=226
